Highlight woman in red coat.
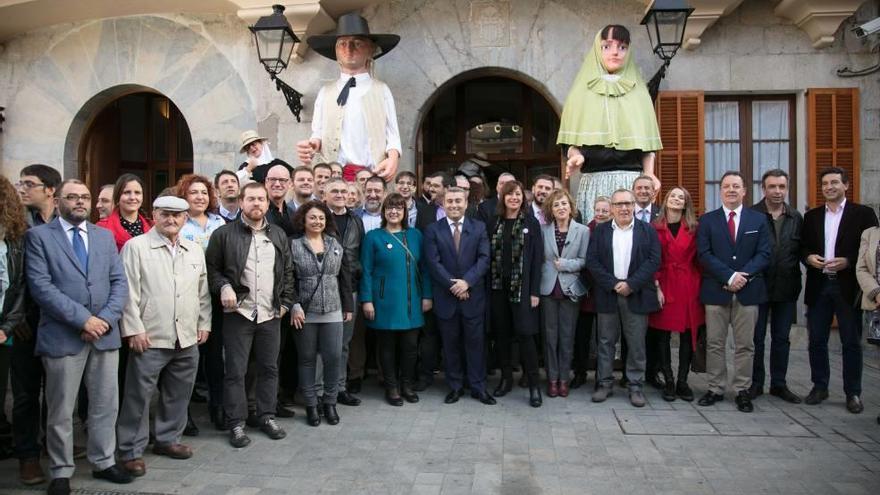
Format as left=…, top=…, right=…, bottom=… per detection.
left=96, top=173, right=152, bottom=252
left=648, top=187, right=703, bottom=402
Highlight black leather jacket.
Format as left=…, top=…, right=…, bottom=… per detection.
left=752, top=199, right=803, bottom=302
left=332, top=208, right=364, bottom=288
left=205, top=218, right=296, bottom=311
left=1, top=237, right=25, bottom=335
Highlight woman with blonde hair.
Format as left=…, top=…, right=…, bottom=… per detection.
left=539, top=189, right=589, bottom=398
left=647, top=187, right=703, bottom=401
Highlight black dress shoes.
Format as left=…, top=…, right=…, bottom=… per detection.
left=92, top=464, right=134, bottom=484
left=748, top=384, right=764, bottom=399
left=472, top=390, right=497, bottom=405
left=401, top=386, right=420, bottom=403
left=697, top=391, right=724, bottom=406
left=385, top=388, right=404, bottom=407
left=337, top=390, right=361, bottom=406
left=276, top=405, right=296, bottom=418
left=769, top=386, right=802, bottom=404
left=662, top=381, right=676, bottom=402
left=804, top=387, right=829, bottom=405
left=735, top=391, right=754, bottom=413
left=48, top=478, right=70, bottom=495
left=322, top=403, right=340, bottom=424
left=570, top=372, right=587, bottom=389
left=846, top=395, right=864, bottom=414
left=413, top=377, right=432, bottom=392
left=347, top=378, right=362, bottom=394
left=306, top=406, right=321, bottom=427
left=183, top=412, right=199, bottom=437
left=645, top=374, right=664, bottom=390
left=676, top=381, right=694, bottom=402
left=529, top=387, right=543, bottom=408
left=493, top=378, right=513, bottom=397
left=445, top=389, right=464, bottom=404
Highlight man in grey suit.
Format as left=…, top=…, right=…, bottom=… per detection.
left=24, top=179, right=132, bottom=495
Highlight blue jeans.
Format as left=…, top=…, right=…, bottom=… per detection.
left=806, top=279, right=863, bottom=396
left=753, top=301, right=796, bottom=389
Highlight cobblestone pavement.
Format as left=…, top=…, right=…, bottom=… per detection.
left=1, top=329, right=878, bottom=494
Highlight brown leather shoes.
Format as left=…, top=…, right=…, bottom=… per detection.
left=122, top=458, right=146, bottom=477
left=152, top=443, right=193, bottom=459
left=19, top=458, right=46, bottom=485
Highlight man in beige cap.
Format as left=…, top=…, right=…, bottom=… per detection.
left=296, top=12, right=402, bottom=182
left=237, top=130, right=293, bottom=184
left=117, top=195, right=211, bottom=477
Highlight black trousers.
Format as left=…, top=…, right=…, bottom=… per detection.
left=417, top=310, right=440, bottom=383
left=376, top=328, right=419, bottom=390
left=573, top=311, right=595, bottom=374
left=648, top=328, right=693, bottom=383
left=202, top=297, right=226, bottom=409
left=491, top=290, right=539, bottom=385
left=10, top=334, right=44, bottom=460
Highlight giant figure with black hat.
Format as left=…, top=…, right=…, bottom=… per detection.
left=297, top=12, right=402, bottom=182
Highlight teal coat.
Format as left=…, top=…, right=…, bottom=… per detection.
left=359, top=228, right=432, bottom=330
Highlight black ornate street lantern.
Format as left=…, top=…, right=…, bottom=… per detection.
left=641, top=0, right=694, bottom=101
left=249, top=4, right=305, bottom=121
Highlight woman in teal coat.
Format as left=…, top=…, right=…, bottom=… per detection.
left=360, top=193, right=433, bottom=406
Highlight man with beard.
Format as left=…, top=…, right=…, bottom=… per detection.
left=324, top=177, right=365, bottom=405
left=117, top=196, right=211, bottom=476
left=25, top=180, right=131, bottom=494
left=530, top=175, right=554, bottom=225
left=357, top=175, right=386, bottom=233
left=419, top=172, right=445, bottom=207
left=214, top=170, right=241, bottom=223
left=205, top=182, right=295, bottom=447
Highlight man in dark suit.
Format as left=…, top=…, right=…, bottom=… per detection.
left=423, top=187, right=495, bottom=405
left=586, top=188, right=661, bottom=408
left=696, top=171, right=771, bottom=413
left=25, top=179, right=132, bottom=494
left=631, top=174, right=662, bottom=387
left=801, top=167, right=877, bottom=414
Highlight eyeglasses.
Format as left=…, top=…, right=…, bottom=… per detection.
left=611, top=201, right=634, bottom=208
left=15, top=180, right=45, bottom=190
left=61, top=194, right=91, bottom=203
left=266, top=178, right=290, bottom=184
left=386, top=205, right=405, bottom=212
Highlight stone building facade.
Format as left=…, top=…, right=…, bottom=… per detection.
left=0, top=0, right=877, bottom=211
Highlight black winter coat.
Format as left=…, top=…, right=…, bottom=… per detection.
left=752, top=199, right=803, bottom=302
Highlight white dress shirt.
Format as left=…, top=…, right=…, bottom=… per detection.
left=824, top=198, right=846, bottom=270
left=58, top=217, right=89, bottom=251
left=611, top=218, right=635, bottom=280
left=310, top=73, right=402, bottom=167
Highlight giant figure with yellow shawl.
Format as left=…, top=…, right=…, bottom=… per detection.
left=557, top=25, right=662, bottom=220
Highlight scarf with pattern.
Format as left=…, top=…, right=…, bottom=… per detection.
left=491, top=212, right=525, bottom=303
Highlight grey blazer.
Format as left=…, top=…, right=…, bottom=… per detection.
left=540, top=221, right=589, bottom=297
left=290, top=235, right=353, bottom=315
left=24, top=219, right=128, bottom=358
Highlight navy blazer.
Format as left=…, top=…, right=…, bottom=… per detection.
left=24, top=219, right=128, bottom=358
left=696, top=206, right=771, bottom=306
left=423, top=217, right=490, bottom=320
left=586, top=219, right=661, bottom=314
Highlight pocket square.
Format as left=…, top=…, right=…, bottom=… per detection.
left=744, top=230, right=758, bottom=235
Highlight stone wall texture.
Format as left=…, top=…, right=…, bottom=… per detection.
left=0, top=0, right=877, bottom=207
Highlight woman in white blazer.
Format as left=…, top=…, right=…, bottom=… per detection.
left=540, top=189, right=589, bottom=398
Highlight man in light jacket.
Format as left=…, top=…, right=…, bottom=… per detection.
left=116, top=196, right=211, bottom=477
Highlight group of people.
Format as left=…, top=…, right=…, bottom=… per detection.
left=0, top=12, right=877, bottom=495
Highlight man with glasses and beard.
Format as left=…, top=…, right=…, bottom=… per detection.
left=25, top=180, right=131, bottom=494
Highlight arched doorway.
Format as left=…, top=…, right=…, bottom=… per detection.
left=418, top=71, right=561, bottom=187
left=79, top=91, right=193, bottom=203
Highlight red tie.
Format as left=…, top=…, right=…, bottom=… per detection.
left=727, top=211, right=736, bottom=242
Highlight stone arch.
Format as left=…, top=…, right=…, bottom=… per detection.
left=3, top=15, right=256, bottom=178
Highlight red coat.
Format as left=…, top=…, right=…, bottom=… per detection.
left=648, top=221, right=704, bottom=344
left=96, top=210, right=152, bottom=252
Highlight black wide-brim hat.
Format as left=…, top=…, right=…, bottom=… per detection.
left=307, top=12, right=400, bottom=60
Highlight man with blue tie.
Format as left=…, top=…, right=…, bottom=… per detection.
left=696, top=171, right=771, bottom=413
left=25, top=179, right=131, bottom=495
left=423, top=187, right=495, bottom=405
